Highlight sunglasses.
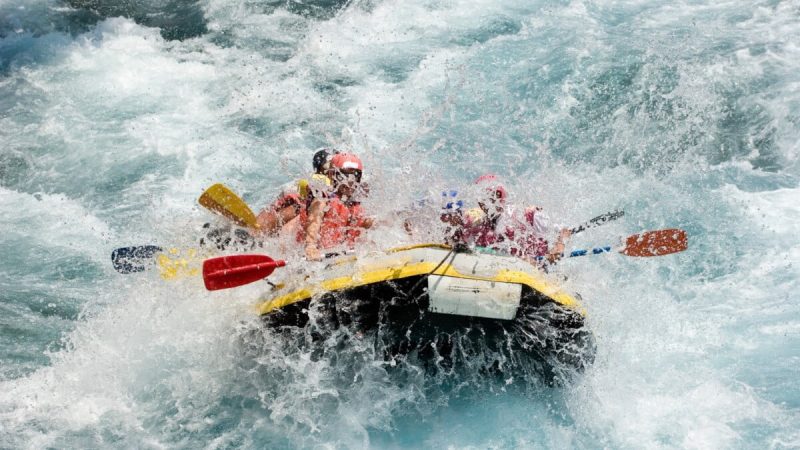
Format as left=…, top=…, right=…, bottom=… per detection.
left=332, top=169, right=362, bottom=183
left=488, top=189, right=506, bottom=203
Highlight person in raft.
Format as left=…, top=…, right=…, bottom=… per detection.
left=455, top=174, right=571, bottom=264
left=255, top=147, right=337, bottom=236
left=300, top=152, right=374, bottom=261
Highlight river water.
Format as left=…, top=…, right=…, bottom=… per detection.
left=1, top=0, right=799, bottom=448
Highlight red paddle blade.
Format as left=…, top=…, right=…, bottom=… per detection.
left=202, top=254, right=286, bottom=291
left=622, top=229, right=688, bottom=257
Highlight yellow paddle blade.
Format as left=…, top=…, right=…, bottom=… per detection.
left=157, top=248, right=201, bottom=280
left=198, top=183, right=259, bottom=229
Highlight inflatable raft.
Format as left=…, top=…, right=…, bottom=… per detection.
left=256, top=244, right=595, bottom=377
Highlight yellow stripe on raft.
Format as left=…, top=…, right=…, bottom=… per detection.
left=256, top=261, right=581, bottom=316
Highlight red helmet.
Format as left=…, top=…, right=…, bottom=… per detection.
left=474, top=174, right=507, bottom=203
left=330, top=153, right=364, bottom=171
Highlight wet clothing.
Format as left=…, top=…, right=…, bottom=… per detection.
left=258, top=174, right=332, bottom=235
left=458, top=206, right=555, bottom=258
left=271, top=174, right=331, bottom=214
left=271, top=192, right=302, bottom=214
left=299, top=195, right=368, bottom=251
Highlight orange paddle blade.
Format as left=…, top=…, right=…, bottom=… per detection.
left=622, top=229, right=688, bottom=257
left=203, top=254, right=286, bottom=291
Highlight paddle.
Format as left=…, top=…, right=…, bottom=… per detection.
left=111, top=246, right=163, bottom=274
left=198, top=183, right=260, bottom=229
left=564, top=228, right=688, bottom=259
left=118, top=210, right=621, bottom=275
left=570, top=210, right=624, bottom=234
left=201, top=228, right=685, bottom=291
left=203, top=254, right=286, bottom=291
left=111, top=246, right=202, bottom=279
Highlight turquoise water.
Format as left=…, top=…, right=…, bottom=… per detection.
left=2, top=0, right=799, bottom=447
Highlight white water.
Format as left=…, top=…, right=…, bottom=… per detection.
left=1, top=0, right=799, bottom=448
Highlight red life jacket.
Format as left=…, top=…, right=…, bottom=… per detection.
left=461, top=208, right=549, bottom=257
left=463, top=216, right=507, bottom=248
left=297, top=197, right=366, bottom=249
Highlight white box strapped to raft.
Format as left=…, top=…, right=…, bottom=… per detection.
left=426, top=275, right=522, bottom=320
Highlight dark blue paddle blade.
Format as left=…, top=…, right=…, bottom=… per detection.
left=111, top=246, right=163, bottom=274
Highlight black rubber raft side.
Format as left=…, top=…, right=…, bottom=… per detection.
left=261, top=276, right=596, bottom=381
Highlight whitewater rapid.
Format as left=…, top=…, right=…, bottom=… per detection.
left=1, top=0, right=799, bottom=448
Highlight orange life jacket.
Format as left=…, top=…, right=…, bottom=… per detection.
left=298, top=197, right=366, bottom=249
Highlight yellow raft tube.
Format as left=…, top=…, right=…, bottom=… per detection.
left=254, top=243, right=595, bottom=376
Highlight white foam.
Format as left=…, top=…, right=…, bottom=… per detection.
left=3, top=0, right=800, bottom=447
left=0, top=187, right=111, bottom=260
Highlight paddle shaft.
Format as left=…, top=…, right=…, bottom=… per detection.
left=568, top=247, right=613, bottom=257
left=537, top=247, right=613, bottom=261
left=569, top=210, right=624, bottom=235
